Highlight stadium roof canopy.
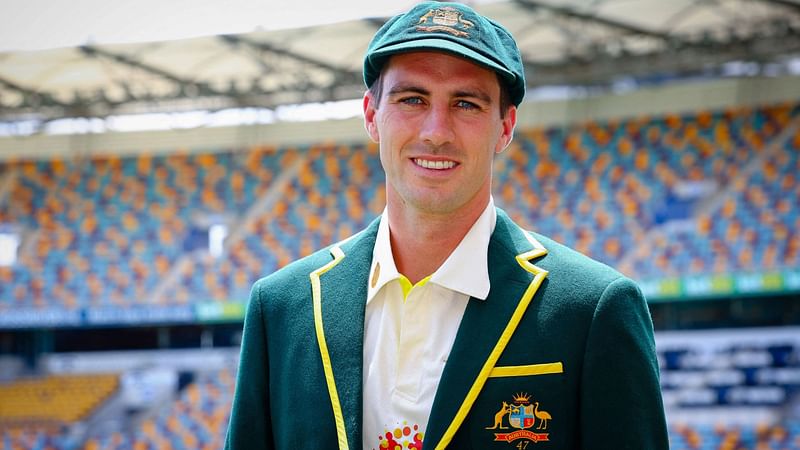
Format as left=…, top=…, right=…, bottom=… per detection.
left=1, top=0, right=799, bottom=125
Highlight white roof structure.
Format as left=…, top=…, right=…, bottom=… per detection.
left=1, top=0, right=799, bottom=125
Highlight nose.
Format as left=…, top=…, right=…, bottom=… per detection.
left=419, top=103, right=455, bottom=147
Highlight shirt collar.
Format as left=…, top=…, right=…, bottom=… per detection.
left=366, top=198, right=497, bottom=304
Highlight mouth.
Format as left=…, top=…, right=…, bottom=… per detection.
left=413, top=158, right=458, bottom=170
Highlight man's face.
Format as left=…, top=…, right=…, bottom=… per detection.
left=363, top=51, right=516, bottom=218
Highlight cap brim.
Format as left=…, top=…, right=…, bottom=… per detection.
left=369, top=38, right=515, bottom=82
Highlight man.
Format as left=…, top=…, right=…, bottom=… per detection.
left=225, top=2, right=668, bottom=449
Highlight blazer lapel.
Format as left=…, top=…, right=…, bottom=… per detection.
left=310, top=218, right=379, bottom=450
left=424, top=210, right=549, bottom=450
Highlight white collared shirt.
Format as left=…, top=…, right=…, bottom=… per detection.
left=362, top=199, right=497, bottom=450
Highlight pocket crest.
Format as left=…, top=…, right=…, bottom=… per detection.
left=485, top=392, right=552, bottom=446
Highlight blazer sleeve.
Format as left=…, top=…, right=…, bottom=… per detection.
left=225, top=282, right=274, bottom=450
left=579, top=277, right=669, bottom=449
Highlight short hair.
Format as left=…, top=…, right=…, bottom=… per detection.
left=367, top=69, right=513, bottom=119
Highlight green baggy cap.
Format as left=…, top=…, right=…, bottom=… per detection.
left=364, top=1, right=526, bottom=106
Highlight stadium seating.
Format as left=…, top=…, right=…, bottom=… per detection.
left=670, top=421, right=800, bottom=449
left=8, top=364, right=791, bottom=450
left=1, top=427, right=72, bottom=450
left=161, top=142, right=386, bottom=304
left=624, top=124, right=800, bottom=277
left=0, top=373, right=118, bottom=427
left=83, top=367, right=235, bottom=450
left=494, top=102, right=799, bottom=277
left=0, top=147, right=296, bottom=309
left=150, top=100, right=800, bottom=305
left=0, top=101, right=798, bottom=310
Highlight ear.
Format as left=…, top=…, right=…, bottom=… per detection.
left=363, top=91, right=380, bottom=143
left=495, top=105, right=517, bottom=154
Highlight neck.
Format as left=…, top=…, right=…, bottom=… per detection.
left=386, top=194, right=489, bottom=284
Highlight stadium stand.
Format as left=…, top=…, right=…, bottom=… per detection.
left=0, top=374, right=119, bottom=450
left=1, top=427, right=71, bottom=450
left=160, top=102, right=798, bottom=307
left=0, top=373, right=118, bottom=425
left=1, top=101, right=798, bottom=449
left=168, top=101, right=796, bottom=303
left=160, top=142, right=386, bottom=305
left=670, top=421, right=800, bottom=449
left=83, top=368, right=235, bottom=450
left=1, top=102, right=798, bottom=311
left=0, top=146, right=297, bottom=309
left=495, top=102, right=799, bottom=278
left=622, top=112, right=800, bottom=278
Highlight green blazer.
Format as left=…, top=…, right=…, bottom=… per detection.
left=225, top=209, right=668, bottom=449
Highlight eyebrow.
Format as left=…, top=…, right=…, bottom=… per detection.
left=387, top=83, right=493, bottom=105
left=387, top=83, right=429, bottom=97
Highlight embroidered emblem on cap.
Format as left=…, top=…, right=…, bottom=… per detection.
left=416, top=7, right=474, bottom=38
left=486, top=392, right=552, bottom=445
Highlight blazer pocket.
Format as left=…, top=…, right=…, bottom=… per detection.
left=466, top=362, right=569, bottom=448
left=488, top=361, right=563, bottom=378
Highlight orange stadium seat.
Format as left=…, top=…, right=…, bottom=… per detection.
left=0, top=374, right=118, bottom=426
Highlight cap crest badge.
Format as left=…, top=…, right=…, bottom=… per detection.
left=416, top=7, right=474, bottom=38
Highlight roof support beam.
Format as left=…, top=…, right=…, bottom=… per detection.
left=523, top=31, right=800, bottom=87
left=0, top=77, right=70, bottom=108
left=79, top=45, right=227, bottom=98
left=514, top=0, right=674, bottom=42
left=218, top=35, right=361, bottom=85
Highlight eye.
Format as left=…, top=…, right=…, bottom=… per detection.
left=400, top=96, right=424, bottom=106
left=455, top=99, right=479, bottom=110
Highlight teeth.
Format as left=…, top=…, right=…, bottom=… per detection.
left=414, top=158, right=456, bottom=170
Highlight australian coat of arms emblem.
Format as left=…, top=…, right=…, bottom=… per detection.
left=416, top=7, right=474, bottom=38
left=486, top=393, right=552, bottom=445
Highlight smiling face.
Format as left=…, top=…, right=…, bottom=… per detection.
left=364, top=51, right=517, bottom=219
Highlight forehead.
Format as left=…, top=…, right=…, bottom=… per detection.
left=381, top=51, right=501, bottom=93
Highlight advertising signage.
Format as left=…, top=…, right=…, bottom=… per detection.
left=1, top=270, right=798, bottom=328
left=640, top=269, right=800, bottom=302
